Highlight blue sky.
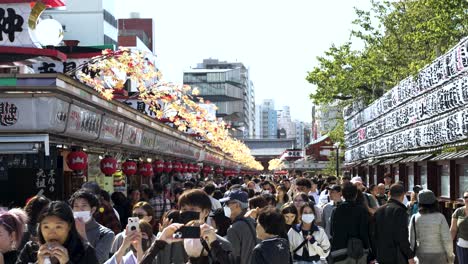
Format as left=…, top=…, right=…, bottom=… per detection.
left=115, top=0, right=371, bottom=122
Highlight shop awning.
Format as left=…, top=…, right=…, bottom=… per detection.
left=380, top=157, right=405, bottom=165
left=367, top=159, right=382, bottom=166
left=401, top=153, right=433, bottom=163
left=431, top=150, right=468, bottom=161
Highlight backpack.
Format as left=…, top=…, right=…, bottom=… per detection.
left=347, top=237, right=364, bottom=259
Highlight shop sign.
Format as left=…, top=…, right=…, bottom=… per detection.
left=204, top=153, right=223, bottom=165
left=0, top=101, right=17, bottom=126
left=140, top=131, right=156, bottom=150
left=172, top=142, right=200, bottom=160
left=31, top=58, right=99, bottom=80
left=35, top=168, right=56, bottom=193
left=345, top=39, right=468, bottom=135
left=118, top=99, right=157, bottom=119
left=345, top=107, right=468, bottom=162
left=98, top=115, right=124, bottom=144
left=154, top=134, right=176, bottom=154
left=65, top=104, right=101, bottom=139
left=122, top=124, right=142, bottom=147
left=0, top=3, right=41, bottom=48
left=346, top=74, right=468, bottom=148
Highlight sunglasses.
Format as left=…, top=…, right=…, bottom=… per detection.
left=133, top=213, right=146, bottom=219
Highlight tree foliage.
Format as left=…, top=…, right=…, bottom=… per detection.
left=307, top=0, right=468, bottom=147
left=307, top=0, right=468, bottom=105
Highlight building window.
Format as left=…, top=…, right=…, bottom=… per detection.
left=104, top=34, right=118, bottom=46
left=420, top=165, right=428, bottom=190
left=459, top=164, right=468, bottom=198
left=373, top=169, right=377, bottom=185
left=103, top=9, right=118, bottom=28
left=441, top=164, right=450, bottom=197
left=407, top=165, right=414, bottom=192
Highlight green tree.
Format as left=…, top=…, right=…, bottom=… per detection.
left=307, top=0, right=468, bottom=142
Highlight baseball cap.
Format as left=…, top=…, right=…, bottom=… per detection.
left=219, top=189, right=249, bottom=209
left=350, top=176, right=363, bottom=184
left=82, top=181, right=101, bottom=195
left=413, top=185, right=423, bottom=193
left=327, top=184, right=342, bottom=192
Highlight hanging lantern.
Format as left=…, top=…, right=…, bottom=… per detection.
left=203, top=165, right=212, bottom=174
left=139, top=162, right=153, bottom=177
left=100, top=156, right=117, bottom=176
left=66, top=150, right=88, bottom=171
left=215, top=167, right=223, bottom=175
left=163, top=161, right=173, bottom=173
left=182, top=163, right=188, bottom=173
left=122, top=160, right=137, bottom=176
left=188, top=164, right=195, bottom=173
left=193, top=164, right=200, bottom=173
left=153, top=160, right=165, bottom=174
left=173, top=162, right=182, bottom=173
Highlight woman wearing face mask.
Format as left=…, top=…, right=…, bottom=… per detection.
left=281, top=204, right=299, bottom=232
left=16, top=201, right=99, bottom=264
left=106, top=220, right=155, bottom=264
left=0, top=208, right=28, bottom=264
left=288, top=202, right=330, bottom=264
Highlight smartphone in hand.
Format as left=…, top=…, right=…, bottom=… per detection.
left=173, top=226, right=200, bottom=239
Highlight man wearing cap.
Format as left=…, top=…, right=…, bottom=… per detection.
left=221, top=189, right=257, bottom=264
left=321, top=184, right=342, bottom=239
left=374, top=184, right=415, bottom=264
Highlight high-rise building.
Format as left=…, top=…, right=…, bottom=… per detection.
left=277, top=106, right=295, bottom=139
left=44, top=0, right=118, bottom=46
left=255, top=99, right=278, bottom=139
left=118, top=13, right=154, bottom=52
left=183, top=59, right=255, bottom=138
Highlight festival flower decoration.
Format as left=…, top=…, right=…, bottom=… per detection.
left=268, top=158, right=284, bottom=171
left=77, top=48, right=263, bottom=170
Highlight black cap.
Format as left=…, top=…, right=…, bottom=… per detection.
left=327, top=184, right=342, bottom=192
left=413, top=185, right=423, bottom=193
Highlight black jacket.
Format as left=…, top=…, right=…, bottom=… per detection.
left=374, top=199, right=415, bottom=264
left=251, top=237, right=291, bottom=264
left=330, top=200, right=369, bottom=261
left=15, top=241, right=99, bottom=264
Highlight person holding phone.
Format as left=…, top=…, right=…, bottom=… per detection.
left=16, top=201, right=99, bottom=264
left=142, top=189, right=232, bottom=264
left=105, top=220, right=155, bottom=264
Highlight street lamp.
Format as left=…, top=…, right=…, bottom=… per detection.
left=333, top=142, right=340, bottom=177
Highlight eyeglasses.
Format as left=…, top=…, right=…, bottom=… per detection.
left=133, top=213, right=146, bottom=219
left=463, top=196, right=468, bottom=199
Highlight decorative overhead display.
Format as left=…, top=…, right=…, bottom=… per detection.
left=345, top=37, right=468, bottom=162
left=77, top=48, right=262, bottom=170
left=66, top=150, right=88, bottom=171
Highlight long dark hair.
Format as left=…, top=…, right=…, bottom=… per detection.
left=24, top=195, right=50, bottom=227
left=37, top=201, right=86, bottom=263
left=419, top=202, right=439, bottom=214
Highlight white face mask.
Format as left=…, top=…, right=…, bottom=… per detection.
left=223, top=206, right=231, bottom=218
left=184, top=238, right=206, bottom=257
left=262, top=190, right=271, bottom=194
left=73, top=211, right=91, bottom=223
left=301, top=213, right=315, bottom=224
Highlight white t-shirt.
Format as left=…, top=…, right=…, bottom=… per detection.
left=210, top=196, right=222, bottom=211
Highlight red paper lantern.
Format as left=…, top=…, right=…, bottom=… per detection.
left=66, top=151, right=88, bottom=171
left=139, top=163, right=153, bottom=177
left=182, top=163, right=188, bottom=173
left=163, top=161, right=173, bottom=173
left=215, top=167, right=223, bottom=174
left=100, top=156, right=117, bottom=176
left=203, top=165, right=212, bottom=174
left=193, top=164, right=200, bottom=173
left=122, top=160, right=137, bottom=176
left=173, top=162, right=182, bottom=173
left=190, top=164, right=197, bottom=173
left=153, top=160, right=165, bottom=173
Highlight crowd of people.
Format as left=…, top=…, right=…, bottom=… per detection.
left=0, top=172, right=465, bottom=264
